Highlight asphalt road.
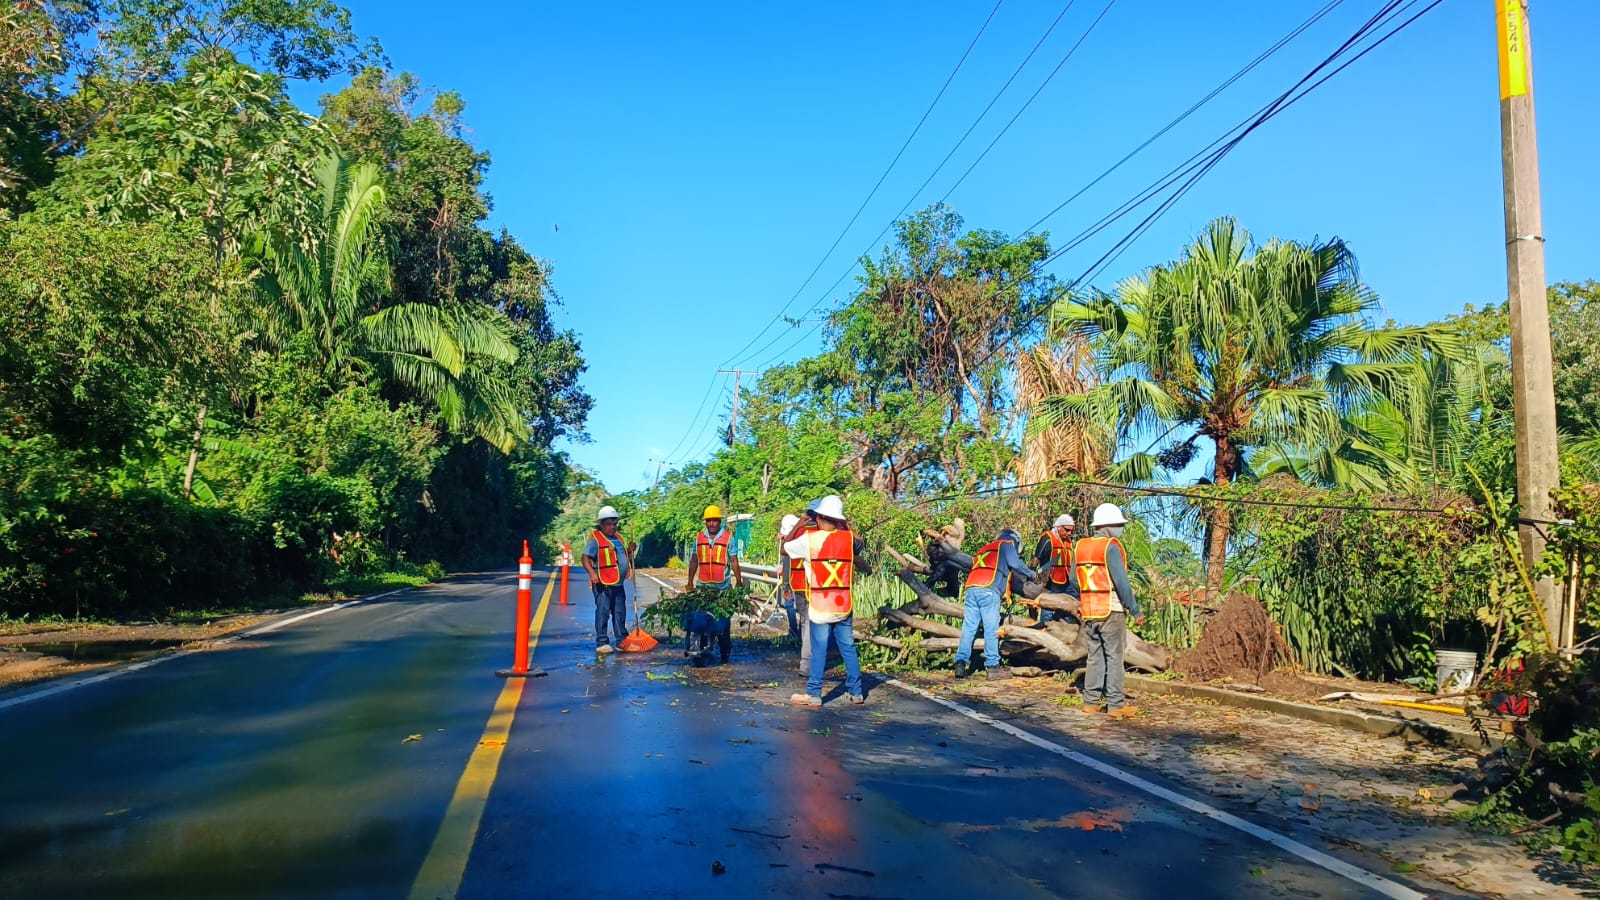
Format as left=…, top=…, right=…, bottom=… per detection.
left=0, top=570, right=1440, bottom=899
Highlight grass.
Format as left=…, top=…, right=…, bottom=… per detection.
left=3, top=568, right=442, bottom=631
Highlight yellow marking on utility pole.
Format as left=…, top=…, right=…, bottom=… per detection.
left=409, top=571, right=556, bottom=900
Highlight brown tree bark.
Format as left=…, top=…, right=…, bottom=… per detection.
left=1205, top=434, right=1238, bottom=599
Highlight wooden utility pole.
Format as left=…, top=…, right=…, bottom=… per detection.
left=716, top=368, right=758, bottom=447
left=1496, top=0, right=1562, bottom=644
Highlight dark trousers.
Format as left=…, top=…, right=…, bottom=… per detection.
left=683, top=611, right=732, bottom=660
left=1083, top=612, right=1128, bottom=708
left=593, top=584, right=627, bottom=646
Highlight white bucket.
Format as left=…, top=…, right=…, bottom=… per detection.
left=1435, top=649, right=1479, bottom=694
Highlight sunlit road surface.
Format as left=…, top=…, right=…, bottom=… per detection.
left=0, top=570, right=1440, bottom=899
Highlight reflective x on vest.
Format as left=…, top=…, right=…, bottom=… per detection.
left=697, top=529, right=731, bottom=583
left=966, top=541, right=1003, bottom=589
left=591, top=530, right=622, bottom=586
left=1073, top=536, right=1125, bottom=620
left=807, top=529, right=855, bottom=616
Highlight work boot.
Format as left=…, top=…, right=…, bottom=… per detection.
left=986, top=667, right=1013, bottom=681
left=849, top=693, right=866, bottom=705
left=1107, top=706, right=1141, bottom=719
left=1080, top=702, right=1105, bottom=714
left=953, top=659, right=970, bottom=679
left=596, top=643, right=614, bottom=654
left=789, top=693, right=821, bottom=708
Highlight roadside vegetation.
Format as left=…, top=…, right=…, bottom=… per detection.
left=1, top=2, right=589, bottom=622
left=626, top=206, right=1600, bottom=866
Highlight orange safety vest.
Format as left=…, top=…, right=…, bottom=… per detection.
left=590, top=530, right=623, bottom=586
left=965, top=540, right=1004, bottom=589
left=1043, top=530, right=1071, bottom=586
left=1074, top=536, right=1125, bottom=621
left=785, top=524, right=817, bottom=593
left=696, top=528, right=732, bottom=584
left=806, top=529, right=855, bottom=617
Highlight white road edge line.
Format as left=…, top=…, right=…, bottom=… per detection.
left=884, top=678, right=1426, bottom=900
left=0, top=590, right=408, bottom=714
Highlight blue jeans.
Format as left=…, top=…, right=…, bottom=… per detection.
left=806, top=616, right=863, bottom=697
left=956, top=586, right=1002, bottom=668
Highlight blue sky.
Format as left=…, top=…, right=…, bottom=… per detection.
left=294, top=1, right=1600, bottom=494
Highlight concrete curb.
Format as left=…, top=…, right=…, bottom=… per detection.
left=1126, top=674, right=1501, bottom=751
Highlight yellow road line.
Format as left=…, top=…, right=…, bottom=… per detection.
left=409, top=571, right=556, bottom=900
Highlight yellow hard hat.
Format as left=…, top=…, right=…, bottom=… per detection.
left=703, top=504, right=724, bottom=520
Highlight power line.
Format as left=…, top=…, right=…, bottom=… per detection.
left=749, top=0, right=1343, bottom=373
left=658, top=371, right=728, bottom=465
left=716, top=1, right=1005, bottom=370
left=835, top=0, right=1445, bottom=528
left=739, top=0, right=1102, bottom=371
left=936, top=0, right=1119, bottom=204
left=1020, top=0, right=1347, bottom=236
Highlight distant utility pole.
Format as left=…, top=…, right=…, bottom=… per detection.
left=1496, top=0, right=1563, bottom=645
left=649, top=459, right=665, bottom=494
left=716, top=368, right=759, bottom=447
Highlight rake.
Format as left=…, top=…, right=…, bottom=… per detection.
left=617, top=525, right=658, bottom=652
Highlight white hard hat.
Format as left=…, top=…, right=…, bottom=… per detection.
left=814, top=495, right=846, bottom=521
left=1090, top=503, right=1126, bottom=528
left=596, top=505, right=620, bottom=523
left=1053, top=514, right=1074, bottom=529
left=780, top=514, right=800, bottom=534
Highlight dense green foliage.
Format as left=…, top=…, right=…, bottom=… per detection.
left=1, top=1, right=587, bottom=617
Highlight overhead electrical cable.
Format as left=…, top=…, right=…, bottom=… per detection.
left=715, top=1, right=1005, bottom=370
left=747, top=0, right=1346, bottom=372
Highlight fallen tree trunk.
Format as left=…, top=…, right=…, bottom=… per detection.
left=886, top=561, right=1174, bottom=672
left=865, top=635, right=1027, bottom=654
left=884, top=546, right=930, bottom=575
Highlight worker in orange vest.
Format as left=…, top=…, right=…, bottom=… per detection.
left=777, top=511, right=817, bottom=677
left=1070, top=504, right=1144, bottom=718
left=685, top=505, right=745, bottom=592
left=781, top=495, right=872, bottom=707
left=684, top=505, right=743, bottom=663
left=1032, top=513, right=1080, bottom=621
left=778, top=513, right=805, bottom=636
left=583, top=505, right=636, bottom=654
left=956, top=528, right=1037, bottom=681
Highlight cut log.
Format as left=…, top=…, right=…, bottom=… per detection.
left=995, top=624, right=1081, bottom=661
left=880, top=607, right=961, bottom=639
left=884, top=546, right=930, bottom=575
left=924, top=535, right=973, bottom=571
left=865, top=635, right=1023, bottom=653
left=885, top=546, right=1174, bottom=673
left=891, top=568, right=968, bottom=618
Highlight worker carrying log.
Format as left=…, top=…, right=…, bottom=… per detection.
left=782, top=495, right=872, bottom=707
left=1072, top=504, right=1144, bottom=718
left=683, top=505, right=742, bottom=664
left=955, top=528, right=1037, bottom=681
left=1032, top=513, right=1080, bottom=621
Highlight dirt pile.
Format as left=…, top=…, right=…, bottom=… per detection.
left=1175, top=594, right=1292, bottom=684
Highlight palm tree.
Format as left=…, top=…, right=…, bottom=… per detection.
left=1038, top=218, right=1457, bottom=594
left=249, top=152, right=526, bottom=451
